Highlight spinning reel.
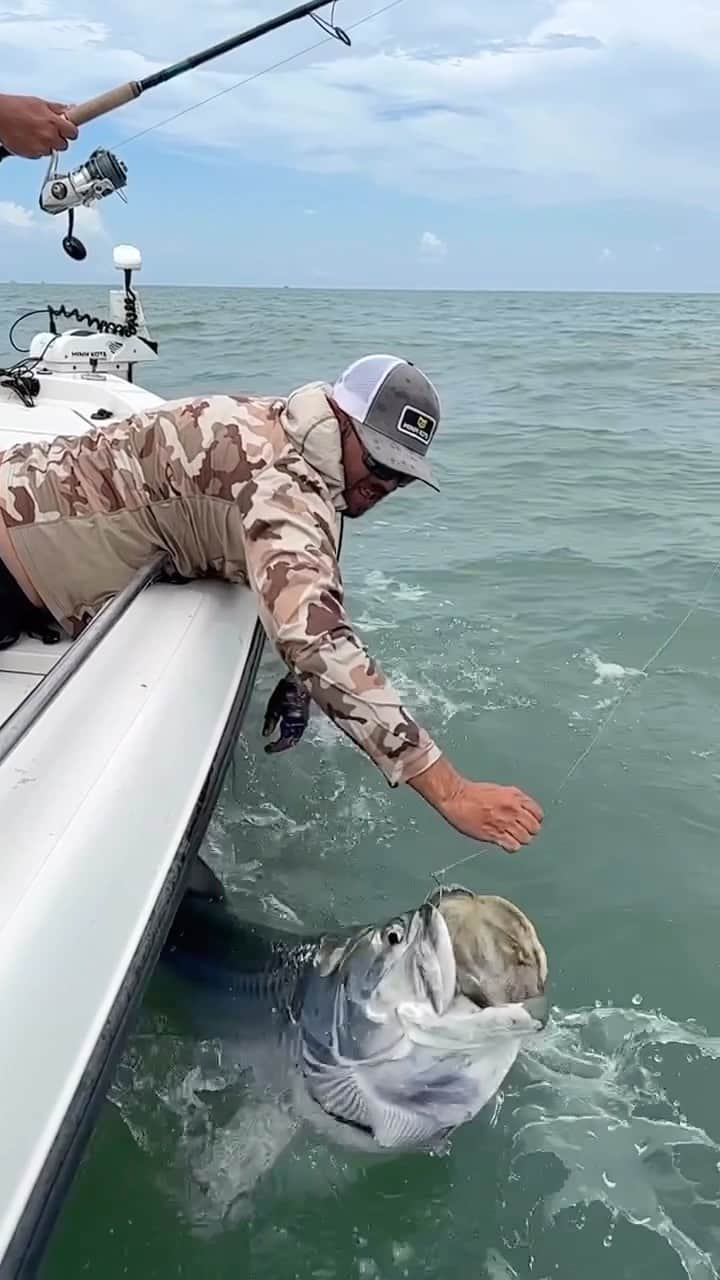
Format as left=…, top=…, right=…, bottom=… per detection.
left=39, top=146, right=128, bottom=260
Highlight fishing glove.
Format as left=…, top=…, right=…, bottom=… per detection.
left=262, top=674, right=311, bottom=754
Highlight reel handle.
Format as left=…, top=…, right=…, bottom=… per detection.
left=0, top=82, right=140, bottom=162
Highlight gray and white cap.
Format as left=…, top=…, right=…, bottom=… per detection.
left=331, top=354, right=441, bottom=491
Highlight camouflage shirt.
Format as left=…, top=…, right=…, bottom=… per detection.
left=0, top=386, right=441, bottom=787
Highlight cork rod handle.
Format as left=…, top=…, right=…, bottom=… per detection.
left=66, top=82, right=141, bottom=126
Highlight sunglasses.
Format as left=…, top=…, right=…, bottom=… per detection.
left=362, top=450, right=414, bottom=488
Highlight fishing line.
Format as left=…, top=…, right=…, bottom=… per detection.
left=429, top=556, right=720, bottom=887
left=554, top=558, right=720, bottom=796
left=116, top=0, right=409, bottom=152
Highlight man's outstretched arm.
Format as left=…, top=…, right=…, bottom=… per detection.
left=243, top=458, right=543, bottom=851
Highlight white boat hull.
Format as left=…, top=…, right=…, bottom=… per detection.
left=0, top=582, right=263, bottom=1274
left=0, top=267, right=264, bottom=1275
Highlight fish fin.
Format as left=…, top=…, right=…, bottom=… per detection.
left=185, top=855, right=226, bottom=901
left=304, top=1042, right=486, bottom=1151
left=365, top=1052, right=504, bottom=1149
left=303, top=1062, right=445, bottom=1149
left=365, top=1101, right=450, bottom=1150
left=302, top=1045, right=372, bottom=1131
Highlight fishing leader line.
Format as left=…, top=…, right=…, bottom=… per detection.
left=430, top=556, right=720, bottom=888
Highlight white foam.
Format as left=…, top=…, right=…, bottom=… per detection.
left=364, top=569, right=393, bottom=591
left=363, top=569, right=428, bottom=602
left=389, top=668, right=463, bottom=721
left=584, top=650, right=646, bottom=685
left=308, top=714, right=347, bottom=749
left=395, top=582, right=428, bottom=602
left=260, top=894, right=304, bottom=925
left=243, top=802, right=312, bottom=839
left=356, top=611, right=396, bottom=633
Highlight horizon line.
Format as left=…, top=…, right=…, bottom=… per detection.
left=2, top=280, right=720, bottom=297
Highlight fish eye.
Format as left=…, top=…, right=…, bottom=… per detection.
left=383, top=920, right=405, bottom=946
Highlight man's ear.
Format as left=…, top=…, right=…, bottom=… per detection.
left=327, top=395, right=353, bottom=438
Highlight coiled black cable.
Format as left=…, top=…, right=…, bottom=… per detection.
left=47, top=302, right=137, bottom=339
left=0, top=366, right=40, bottom=408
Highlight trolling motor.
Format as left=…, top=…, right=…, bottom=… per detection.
left=39, top=146, right=128, bottom=261
left=24, top=242, right=159, bottom=385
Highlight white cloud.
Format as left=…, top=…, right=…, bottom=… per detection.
left=74, top=205, right=107, bottom=238
left=530, top=0, right=720, bottom=62
left=0, top=201, right=36, bottom=229
left=600, top=246, right=615, bottom=262
left=0, top=199, right=106, bottom=237
left=419, top=230, right=447, bottom=261
left=2, top=0, right=720, bottom=212
left=0, top=16, right=106, bottom=51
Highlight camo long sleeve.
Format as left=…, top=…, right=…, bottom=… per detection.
left=242, top=452, right=442, bottom=787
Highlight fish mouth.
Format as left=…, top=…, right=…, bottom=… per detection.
left=415, top=901, right=548, bottom=1024
left=430, top=885, right=549, bottom=1017
left=465, top=988, right=549, bottom=1027
left=519, top=993, right=549, bottom=1028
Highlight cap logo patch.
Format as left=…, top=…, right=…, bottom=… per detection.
left=397, top=405, right=437, bottom=447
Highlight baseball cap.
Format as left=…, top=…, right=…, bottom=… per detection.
left=330, top=354, right=441, bottom=491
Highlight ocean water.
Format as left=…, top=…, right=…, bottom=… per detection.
left=3, top=283, right=720, bottom=1278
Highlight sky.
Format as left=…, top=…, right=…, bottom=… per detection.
left=2, top=0, right=720, bottom=289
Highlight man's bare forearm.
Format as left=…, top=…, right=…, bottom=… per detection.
left=408, top=753, right=543, bottom=853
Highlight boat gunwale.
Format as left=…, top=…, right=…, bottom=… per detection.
left=0, top=552, right=168, bottom=757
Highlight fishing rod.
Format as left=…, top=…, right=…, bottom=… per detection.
left=0, top=0, right=349, bottom=258
left=0, top=0, right=342, bottom=163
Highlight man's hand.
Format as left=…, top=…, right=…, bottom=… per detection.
left=0, top=94, right=78, bottom=159
left=408, top=755, right=543, bottom=852
left=262, top=674, right=311, bottom=754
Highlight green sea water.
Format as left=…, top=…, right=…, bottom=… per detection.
left=3, top=283, right=720, bottom=1279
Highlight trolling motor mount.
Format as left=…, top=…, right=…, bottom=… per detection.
left=39, top=147, right=128, bottom=261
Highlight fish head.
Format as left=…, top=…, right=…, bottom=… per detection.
left=337, top=899, right=457, bottom=1021
left=297, top=902, right=459, bottom=1141
left=305, top=900, right=457, bottom=1061
left=296, top=893, right=548, bottom=1153
left=367, top=887, right=550, bottom=1149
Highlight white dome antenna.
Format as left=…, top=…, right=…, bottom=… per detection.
left=113, top=244, right=142, bottom=273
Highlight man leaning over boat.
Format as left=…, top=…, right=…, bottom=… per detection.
left=0, top=354, right=544, bottom=855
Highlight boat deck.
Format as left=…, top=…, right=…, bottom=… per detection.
left=0, top=634, right=71, bottom=721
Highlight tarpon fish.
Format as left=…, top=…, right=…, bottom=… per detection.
left=162, top=879, right=548, bottom=1154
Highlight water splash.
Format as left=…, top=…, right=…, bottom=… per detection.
left=501, top=1004, right=720, bottom=1279
left=260, top=893, right=304, bottom=925
left=109, top=997, right=720, bottom=1278
left=109, top=1035, right=300, bottom=1236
